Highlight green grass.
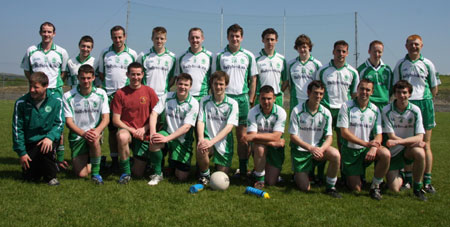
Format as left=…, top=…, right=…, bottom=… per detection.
left=1, top=99, right=450, bottom=226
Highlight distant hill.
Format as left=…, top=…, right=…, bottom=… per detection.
left=0, top=73, right=26, bottom=80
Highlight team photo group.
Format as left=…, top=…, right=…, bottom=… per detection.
left=13, top=21, right=440, bottom=201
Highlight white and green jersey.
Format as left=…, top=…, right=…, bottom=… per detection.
left=138, top=47, right=176, bottom=97
left=98, top=45, right=137, bottom=95
left=153, top=92, right=199, bottom=143
left=21, top=43, right=69, bottom=89
left=247, top=104, right=286, bottom=134
left=255, top=49, right=287, bottom=95
left=382, top=101, right=425, bottom=157
left=288, top=56, right=322, bottom=103
left=63, top=86, right=110, bottom=141
left=337, top=99, right=381, bottom=149
left=66, top=55, right=96, bottom=86
left=213, top=45, right=258, bottom=95
left=393, top=54, right=439, bottom=100
left=289, top=101, right=332, bottom=152
left=357, top=59, right=393, bottom=104
left=198, top=95, right=239, bottom=155
left=317, top=60, right=359, bottom=109
left=177, top=47, right=212, bottom=97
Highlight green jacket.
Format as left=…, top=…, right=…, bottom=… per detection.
left=12, top=90, right=65, bottom=157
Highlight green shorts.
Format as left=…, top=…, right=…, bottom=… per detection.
left=389, top=150, right=414, bottom=171
left=266, top=145, right=284, bottom=169
left=108, top=93, right=118, bottom=131
left=69, top=138, right=89, bottom=158
left=228, top=94, right=249, bottom=125
left=255, top=93, right=283, bottom=107
left=290, top=148, right=322, bottom=173
left=159, top=130, right=193, bottom=165
left=341, top=146, right=373, bottom=176
left=48, top=87, right=63, bottom=98
left=130, top=138, right=150, bottom=159
left=410, top=99, right=436, bottom=130
left=208, top=133, right=234, bottom=168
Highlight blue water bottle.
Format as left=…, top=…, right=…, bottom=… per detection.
left=245, top=186, right=270, bottom=198
left=190, top=184, right=204, bottom=193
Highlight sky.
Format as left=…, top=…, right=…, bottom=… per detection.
left=1, top=0, right=449, bottom=75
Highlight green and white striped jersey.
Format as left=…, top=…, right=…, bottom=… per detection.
left=153, top=92, right=199, bottom=143
left=289, top=102, right=332, bottom=152
left=288, top=56, right=322, bottom=103
left=255, top=49, right=287, bottom=95
left=176, top=47, right=212, bottom=97
left=66, top=55, right=96, bottom=86
left=63, top=86, right=110, bottom=141
left=382, top=102, right=424, bottom=157
left=357, top=59, right=393, bottom=104
left=21, top=43, right=69, bottom=89
left=247, top=104, right=286, bottom=134
left=98, top=45, right=137, bottom=95
left=393, top=54, right=439, bottom=100
left=138, top=47, right=176, bottom=97
left=213, top=46, right=258, bottom=95
left=317, top=60, right=359, bottom=109
left=337, top=100, right=381, bottom=149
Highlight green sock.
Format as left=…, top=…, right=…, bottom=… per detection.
left=424, top=173, right=432, bottom=185
left=405, top=171, right=413, bottom=185
left=413, top=182, right=423, bottom=192
left=239, top=159, right=248, bottom=175
left=120, top=158, right=131, bottom=175
left=150, top=151, right=163, bottom=175
left=90, top=156, right=101, bottom=176
left=56, top=145, right=65, bottom=162
left=200, top=169, right=210, bottom=177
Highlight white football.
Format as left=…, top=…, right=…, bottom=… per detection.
left=210, top=171, right=230, bottom=190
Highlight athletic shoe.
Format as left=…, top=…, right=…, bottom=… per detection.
left=148, top=174, right=163, bottom=186
left=424, top=184, right=436, bottom=194
left=254, top=181, right=265, bottom=189
left=198, top=176, right=210, bottom=186
left=48, top=178, right=60, bottom=186
left=118, top=174, right=131, bottom=184
left=92, top=175, right=104, bottom=185
left=413, top=189, right=428, bottom=201
left=370, top=188, right=382, bottom=201
left=325, top=187, right=342, bottom=199
left=400, top=182, right=411, bottom=191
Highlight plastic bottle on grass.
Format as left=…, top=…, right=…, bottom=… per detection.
left=245, top=186, right=270, bottom=198
left=190, top=184, right=204, bottom=193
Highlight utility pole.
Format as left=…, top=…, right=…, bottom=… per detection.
left=354, top=12, right=359, bottom=67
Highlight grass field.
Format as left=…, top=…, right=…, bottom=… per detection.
left=1, top=97, right=450, bottom=226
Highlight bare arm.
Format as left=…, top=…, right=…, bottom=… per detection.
left=431, top=86, right=438, bottom=98
left=24, top=71, right=31, bottom=80
left=386, top=133, right=424, bottom=148
left=340, top=128, right=376, bottom=148
left=245, top=131, right=283, bottom=143
left=249, top=76, right=257, bottom=105
left=98, top=72, right=105, bottom=82
left=65, top=117, right=86, bottom=137
left=281, top=80, right=289, bottom=92
left=113, top=113, right=136, bottom=134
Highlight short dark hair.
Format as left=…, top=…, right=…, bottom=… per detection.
left=294, top=34, right=313, bottom=51
left=369, top=40, right=383, bottom=50
left=393, top=80, right=413, bottom=94
left=358, top=78, right=374, bottom=88
left=110, top=25, right=126, bottom=36
left=307, top=80, right=325, bottom=93
left=210, top=71, right=229, bottom=86
left=127, top=62, right=144, bottom=73
left=259, top=85, right=275, bottom=95
left=188, top=27, right=204, bottom=37
left=227, top=24, right=243, bottom=36
left=40, top=22, right=55, bottom=33
left=152, top=26, right=167, bottom=38
left=261, top=28, right=278, bottom=39
left=334, top=40, right=349, bottom=50
left=176, top=73, right=193, bottom=86
left=79, top=35, right=94, bottom=47
left=29, top=72, right=49, bottom=87
left=78, top=64, right=95, bottom=76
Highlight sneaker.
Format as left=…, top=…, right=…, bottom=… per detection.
left=401, top=182, right=411, bottom=191
left=370, top=188, right=382, bottom=201
left=118, top=174, right=131, bottom=184
left=254, top=181, right=265, bottom=189
left=148, top=174, right=163, bottom=186
left=413, top=189, right=428, bottom=201
left=198, top=176, right=210, bottom=186
left=48, top=178, right=60, bottom=186
left=92, top=175, right=104, bottom=185
left=326, top=187, right=342, bottom=199
left=424, top=184, right=436, bottom=194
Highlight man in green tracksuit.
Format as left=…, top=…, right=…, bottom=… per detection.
left=12, top=72, right=65, bottom=185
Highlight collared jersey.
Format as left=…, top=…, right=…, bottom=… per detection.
left=98, top=45, right=137, bottom=95
left=382, top=102, right=424, bottom=156
left=66, top=55, right=96, bottom=86
left=357, top=59, right=393, bottom=104
left=198, top=95, right=239, bottom=155
left=255, top=49, right=287, bottom=95
left=153, top=92, right=199, bottom=143
left=393, top=54, right=439, bottom=100
left=317, top=60, right=359, bottom=109
left=63, top=86, right=110, bottom=141
left=138, top=47, right=176, bottom=97
left=177, top=47, right=212, bottom=97
left=289, top=101, right=332, bottom=152
left=21, top=43, right=69, bottom=89
left=337, top=99, right=381, bottom=149
left=288, top=56, right=322, bottom=103
left=247, top=104, right=286, bottom=133
left=213, top=46, right=258, bottom=95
